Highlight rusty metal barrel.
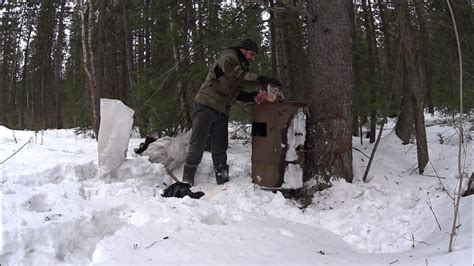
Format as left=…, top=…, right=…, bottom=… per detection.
left=251, top=102, right=307, bottom=188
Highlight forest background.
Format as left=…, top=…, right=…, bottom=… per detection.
left=0, top=0, right=472, bottom=137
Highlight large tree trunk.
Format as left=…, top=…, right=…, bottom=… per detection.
left=35, top=0, right=55, bottom=129
left=377, top=0, right=394, bottom=75
left=396, top=61, right=415, bottom=143
left=121, top=0, right=134, bottom=99
left=53, top=0, right=67, bottom=128
left=350, top=1, right=360, bottom=138
left=22, top=6, right=36, bottom=129
left=362, top=0, right=378, bottom=143
left=394, top=0, right=429, bottom=174
left=413, top=0, right=434, bottom=114
left=305, top=0, right=354, bottom=182
left=1, top=3, right=13, bottom=127
left=170, top=13, right=192, bottom=129
left=269, top=0, right=278, bottom=77
left=79, top=0, right=100, bottom=137
left=273, top=0, right=293, bottom=98
left=377, top=0, right=397, bottom=115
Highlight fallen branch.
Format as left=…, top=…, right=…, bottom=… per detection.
left=352, top=147, right=370, bottom=159
left=144, top=236, right=169, bottom=250
left=0, top=137, right=33, bottom=165
left=144, top=240, right=157, bottom=249
left=426, top=193, right=442, bottom=231
left=400, top=234, right=431, bottom=247
left=362, top=40, right=402, bottom=183
left=12, top=129, right=17, bottom=144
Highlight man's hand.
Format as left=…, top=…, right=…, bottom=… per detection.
left=254, top=88, right=284, bottom=104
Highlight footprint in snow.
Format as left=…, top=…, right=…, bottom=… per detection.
left=23, top=193, right=51, bottom=213
left=279, top=228, right=295, bottom=238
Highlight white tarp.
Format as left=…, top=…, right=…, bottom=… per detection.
left=98, top=98, right=134, bottom=175
left=142, top=130, right=191, bottom=170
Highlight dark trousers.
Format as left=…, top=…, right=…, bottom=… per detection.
left=185, top=103, right=228, bottom=167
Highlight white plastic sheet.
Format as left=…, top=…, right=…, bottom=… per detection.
left=142, top=130, right=191, bottom=170
left=98, top=98, right=134, bottom=175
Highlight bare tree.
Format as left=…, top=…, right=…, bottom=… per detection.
left=52, top=0, right=67, bottom=128
left=446, top=0, right=465, bottom=253
left=79, top=0, right=100, bottom=137
left=121, top=0, right=135, bottom=99
left=361, top=0, right=378, bottom=143
left=414, top=0, right=435, bottom=114
left=394, top=0, right=429, bottom=174
left=273, top=0, right=294, bottom=99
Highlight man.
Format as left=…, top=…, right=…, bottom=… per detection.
left=183, top=38, right=282, bottom=186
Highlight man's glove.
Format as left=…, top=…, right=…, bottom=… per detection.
left=254, top=88, right=284, bottom=104
left=254, top=91, right=270, bottom=104
left=258, top=76, right=283, bottom=87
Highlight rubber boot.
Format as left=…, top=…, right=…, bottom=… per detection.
left=214, top=164, right=229, bottom=185
left=182, top=163, right=198, bottom=186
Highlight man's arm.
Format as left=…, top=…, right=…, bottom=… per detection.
left=220, top=55, right=261, bottom=87
left=236, top=91, right=258, bottom=102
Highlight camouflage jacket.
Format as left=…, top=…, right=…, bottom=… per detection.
left=194, top=47, right=261, bottom=114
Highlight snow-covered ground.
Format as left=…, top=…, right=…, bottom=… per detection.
left=1, top=113, right=473, bottom=265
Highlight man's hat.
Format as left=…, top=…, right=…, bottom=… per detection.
left=238, top=38, right=258, bottom=54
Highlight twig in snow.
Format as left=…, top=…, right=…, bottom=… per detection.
left=426, top=193, right=442, bottom=231
left=400, top=234, right=430, bottom=247
left=144, top=241, right=158, bottom=249
left=362, top=40, right=402, bottom=183
left=423, top=156, right=453, bottom=200
left=421, top=174, right=447, bottom=180
left=402, top=163, right=418, bottom=174
left=389, top=259, right=399, bottom=264
left=12, top=129, right=17, bottom=144
left=352, top=147, right=370, bottom=159
left=0, top=137, right=33, bottom=165
left=144, top=236, right=169, bottom=250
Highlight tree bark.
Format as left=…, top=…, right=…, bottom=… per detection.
left=305, top=0, right=354, bottom=182
left=414, top=0, right=434, bottom=114
left=396, top=60, right=414, bottom=143
left=377, top=0, right=395, bottom=77
left=53, top=0, right=67, bottom=128
left=1, top=2, right=13, bottom=126
left=394, top=0, right=429, bottom=173
left=273, top=0, right=293, bottom=98
left=122, top=0, right=134, bottom=99
left=22, top=5, right=37, bottom=129
left=362, top=0, right=377, bottom=143
left=269, top=0, right=278, bottom=77
left=170, top=12, right=192, bottom=129
left=79, top=0, right=100, bottom=137
left=33, top=0, right=55, bottom=129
